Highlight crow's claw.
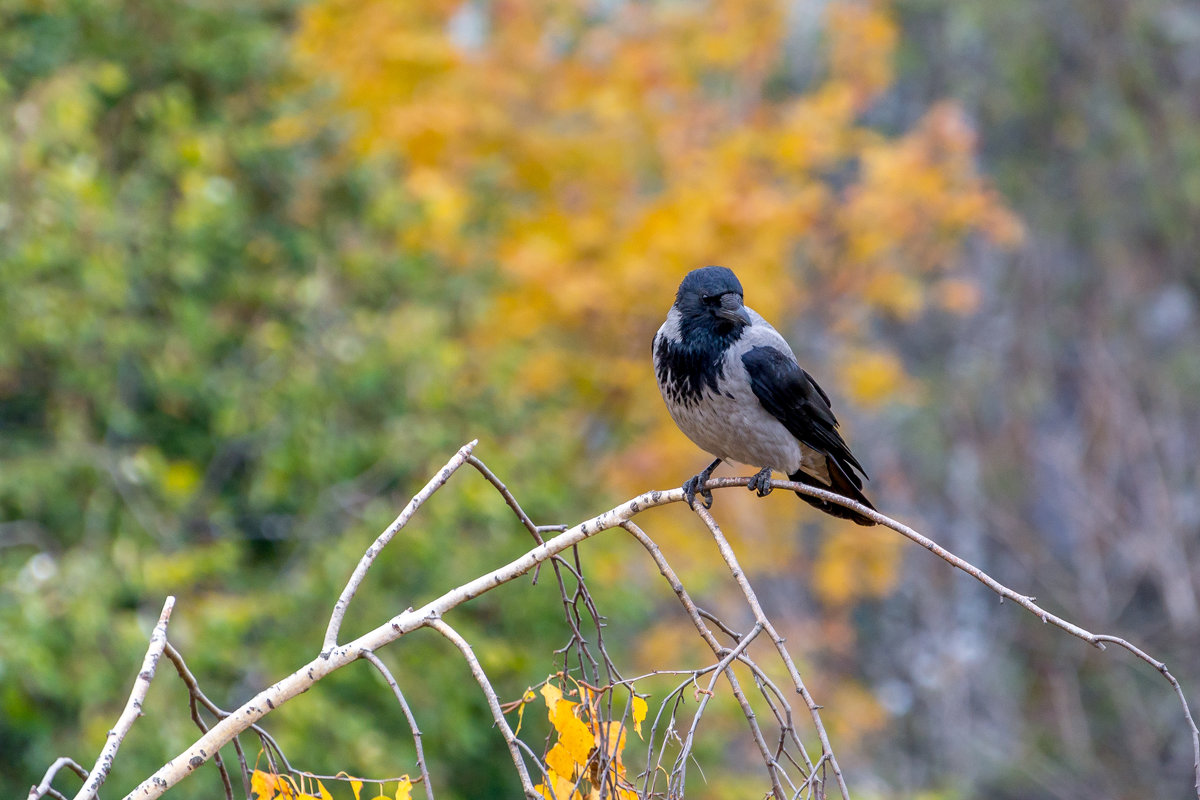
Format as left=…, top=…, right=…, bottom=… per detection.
left=747, top=467, right=774, bottom=497
left=682, top=475, right=714, bottom=509
left=683, top=458, right=722, bottom=510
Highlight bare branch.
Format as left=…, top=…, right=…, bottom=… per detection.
left=27, top=758, right=88, bottom=800
left=161, top=643, right=242, bottom=800
left=324, top=441, right=479, bottom=651
left=623, top=520, right=803, bottom=796
left=124, top=477, right=682, bottom=799
left=360, top=651, right=435, bottom=800
left=671, top=622, right=764, bottom=797
left=692, top=503, right=852, bottom=800
left=1094, top=634, right=1200, bottom=795
left=425, top=618, right=537, bottom=799
left=74, top=596, right=175, bottom=800
left=467, top=454, right=566, bottom=543
left=91, top=450, right=1195, bottom=800
left=720, top=474, right=1200, bottom=796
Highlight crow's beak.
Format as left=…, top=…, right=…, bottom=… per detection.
left=716, top=294, right=752, bottom=327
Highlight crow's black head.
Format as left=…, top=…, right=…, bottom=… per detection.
left=673, top=266, right=752, bottom=338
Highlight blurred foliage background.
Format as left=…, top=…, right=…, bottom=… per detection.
left=2, top=0, right=1198, bottom=798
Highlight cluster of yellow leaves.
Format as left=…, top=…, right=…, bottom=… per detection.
left=250, top=770, right=411, bottom=800
left=290, top=0, right=1019, bottom=403
left=513, top=678, right=647, bottom=800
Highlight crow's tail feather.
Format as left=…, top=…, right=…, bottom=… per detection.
left=789, top=461, right=876, bottom=526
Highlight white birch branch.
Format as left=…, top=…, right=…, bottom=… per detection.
left=124, top=483, right=682, bottom=799
left=324, top=442, right=478, bottom=650
left=360, top=652, right=434, bottom=800
left=66, top=451, right=1192, bottom=800
left=426, top=618, right=537, bottom=798
left=28, top=758, right=88, bottom=800
left=74, top=596, right=175, bottom=800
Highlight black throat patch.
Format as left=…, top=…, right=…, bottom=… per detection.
left=655, top=320, right=744, bottom=407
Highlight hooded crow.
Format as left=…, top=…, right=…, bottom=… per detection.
left=653, top=266, right=877, bottom=525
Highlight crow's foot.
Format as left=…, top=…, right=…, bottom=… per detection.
left=683, top=458, right=722, bottom=509
left=747, top=467, right=774, bottom=497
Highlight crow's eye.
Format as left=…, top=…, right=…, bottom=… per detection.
left=701, top=294, right=721, bottom=306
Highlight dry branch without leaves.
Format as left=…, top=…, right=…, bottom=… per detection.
left=37, top=597, right=176, bottom=800
left=29, top=441, right=1200, bottom=800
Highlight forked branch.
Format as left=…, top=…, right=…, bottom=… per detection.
left=29, top=443, right=1197, bottom=800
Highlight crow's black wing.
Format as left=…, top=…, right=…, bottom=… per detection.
left=741, top=345, right=868, bottom=487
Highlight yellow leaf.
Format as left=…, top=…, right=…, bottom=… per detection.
left=317, top=781, right=333, bottom=800
left=540, top=682, right=564, bottom=722
left=545, top=742, right=575, bottom=778
left=250, top=770, right=298, bottom=800
left=535, top=772, right=582, bottom=800
left=550, top=698, right=595, bottom=766
left=593, top=721, right=627, bottom=773
left=514, top=688, right=536, bottom=736
left=394, top=777, right=412, bottom=800
left=250, top=770, right=275, bottom=799
left=351, top=779, right=363, bottom=800
left=630, top=696, right=647, bottom=738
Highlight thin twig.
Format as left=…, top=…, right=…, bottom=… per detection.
left=162, top=643, right=247, bottom=798
left=693, top=504, right=852, bottom=800
left=466, top=454, right=564, bottom=542
left=361, top=651, right=435, bottom=800
left=425, top=618, right=538, bottom=799
left=623, top=520, right=800, bottom=798
left=671, top=622, right=764, bottom=797
left=27, top=758, right=89, bottom=800
left=163, top=645, right=238, bottom=798
left=466, top=453, right=569, bottom=585
left=74, top=596, right=176, bottom=800
left=1094, top=634, right=1200, bottom=796
left=706, top=473, right=1200, bottom=797
left=640, top=673, right=698, bottom=798
left=697, top=607, right=744, bottom=642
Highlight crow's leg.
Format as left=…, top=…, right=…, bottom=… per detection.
left=747, top=466, right=774, bottom=497
left=683, top=458, right=722, bottom=509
